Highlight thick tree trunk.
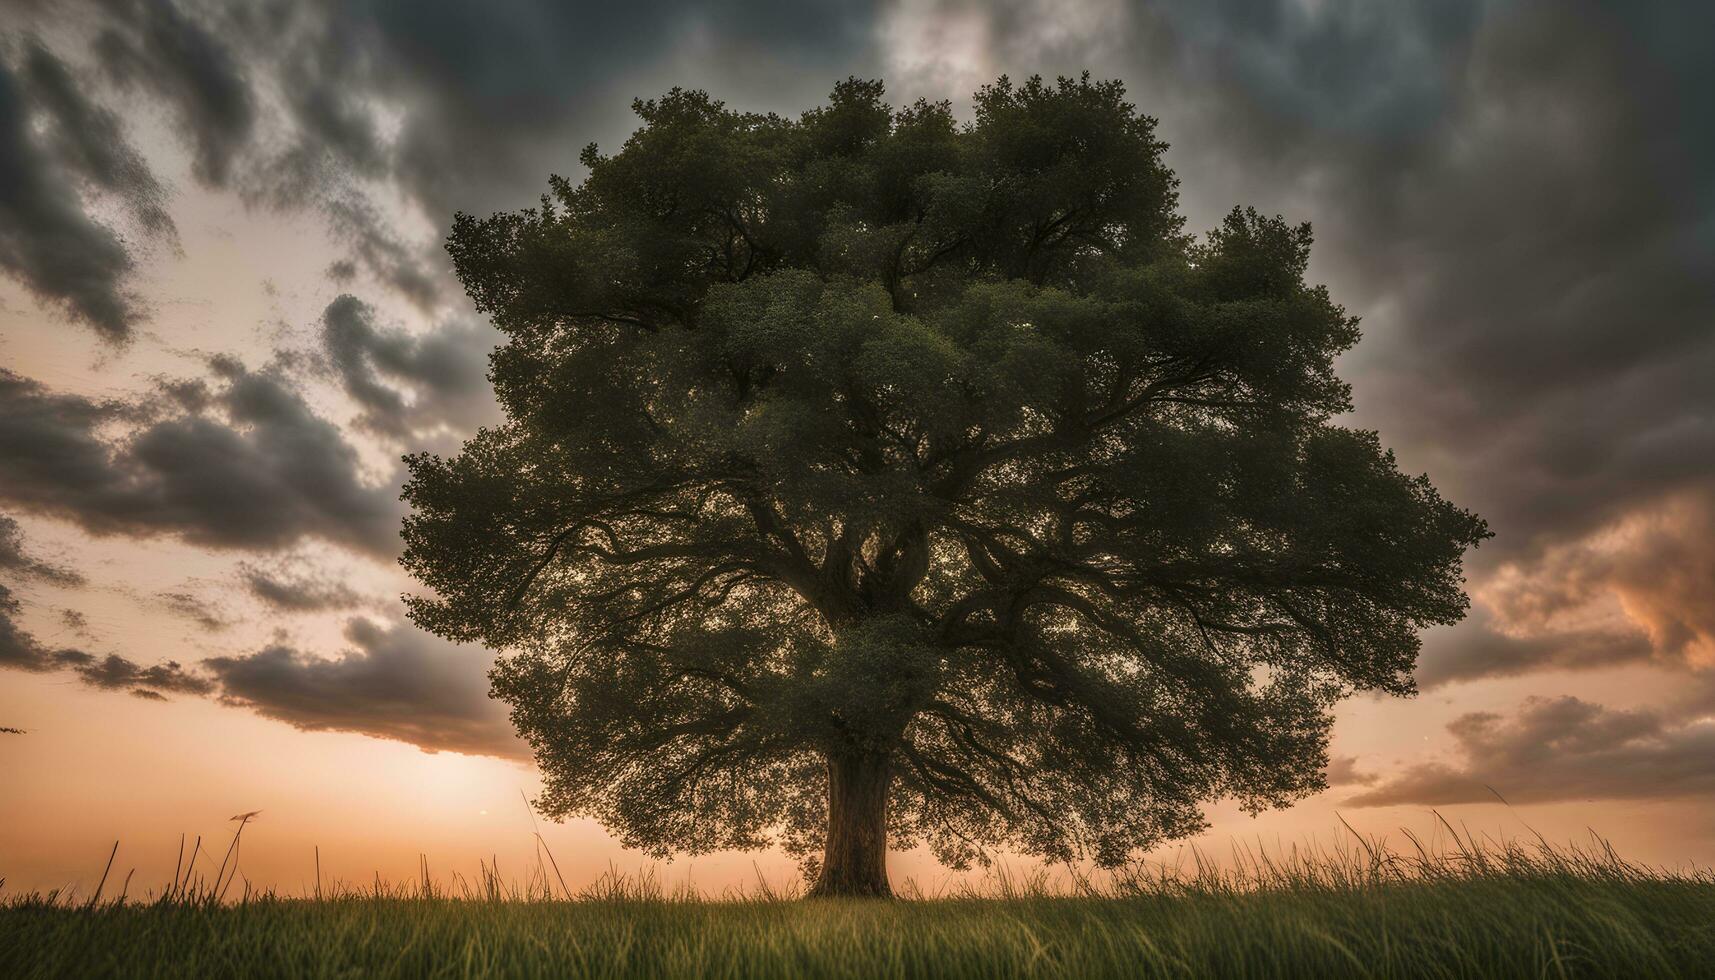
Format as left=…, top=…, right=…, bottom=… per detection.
left=807, top=751, right=892, bottom=898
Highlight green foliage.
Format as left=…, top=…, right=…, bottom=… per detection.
left=403, top=74, right=1489, bottom=876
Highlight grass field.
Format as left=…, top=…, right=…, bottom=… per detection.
left=4, top=831, right=1714, bottom=978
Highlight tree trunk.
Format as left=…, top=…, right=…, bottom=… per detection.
left=807, top=751, right=892, bottom=898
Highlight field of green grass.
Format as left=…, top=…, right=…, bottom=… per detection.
left=5, top=832, right=1714, bottom=978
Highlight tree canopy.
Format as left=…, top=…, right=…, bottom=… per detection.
left=402, top=74, right=1489, bottom=896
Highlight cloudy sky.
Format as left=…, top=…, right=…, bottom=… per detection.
left=3, top=0, right=1713, bottom=894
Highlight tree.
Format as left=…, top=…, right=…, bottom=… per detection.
left=402, top=75, right=1489, bottom=897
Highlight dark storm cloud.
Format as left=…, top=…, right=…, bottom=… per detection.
left=319, top=294, right=498, bottom=439
left=325, top=0, right=881, bottom=219
left=3, top=0, right=1709, bottom=698
left=0, top=51, right=139, bottom=340
left=254, top=0, right=880, bottom=295
left=240, top=561, right=365, bottom=612
left=1002, top=0, right=1715, bottom=559
left=1333, top=2, right=1715, bottom=549
left=4, top=0, right=881, bottom=327
left=0, top=367, right=402, bottom=557
left=1347, top=695, right=1715, bottom=807
left=204, top=618, right=521, bottom=758
left=51, top=0, right=1699, bottom=599
left=907, top=0, right=1715, bottom=685
left=89, top=0, right=446, bottom=306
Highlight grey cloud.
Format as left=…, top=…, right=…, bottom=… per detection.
left=2, top=582, right=212, bottom=700
left=276, top=46, right=386, bottom=180
left=204, top=618, right=521, bottom=758
left=2, top=541, right=507, bottom=753
left=156, top=590, right=231, bottom=631
left=910, top=0, right=1715, bottom=686
left=56, top=648, right=214, bottom=696
left=1347, top=695, right=1715, bottom=807
left=334, top=0, right=881, bottom=219
left=318, top=0, right=873, bottom=214
left=1324, top=755, right=1377, bottom=788
left=241, top=561, right=365, bottom=612
left=1414, top=610, right=1654, bottom=689
left=263, top=0, right=880, bottom=296
left=94, top=0, right=255, bottom=187
left=0, top=514, right=85, bottom=587
left=60, top=608, right=92, bottom=636
left=0, top=50, right=139, bottom=340
left=1, top=1, right=408, bottom=323
left=1141, top=0, right=1483, bottom=158
left=319, top=294, right=498, bottom=439
left=68, top=0, right=443, bottom=313
left=0, top=520, right=85, bottom=675
left=0, top=0, right=901, bottom=348
left=1416, top=493, right=1715, bottom=686
left=998, top=0, right=1715, bottom=558
left=4, top=0, right=881, bottom=323
left=19, top=38, right=177, bottom=244
left=0, top=583, right=52, bottom=673
left=4, top=0, right=1709, bottom=693
left=95, top=0, right=1700, bottom=581
left=1352, top=0, right=1715, bottom=675
left=230, top=0, right=1713, bottom=681
left=1485, top=495, right=1715, bottom=667
left=319, top=198, right=442, bottom=311
left=0, top=367, right=403, bottom=557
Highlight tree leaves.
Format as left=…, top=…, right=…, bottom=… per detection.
left=403, top=73, right=1489, bottom=874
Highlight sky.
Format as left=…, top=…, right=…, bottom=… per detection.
left=3, top=0, right=1714, bottom=897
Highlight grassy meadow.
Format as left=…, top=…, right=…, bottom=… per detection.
left=4, top=828, right=1714, bottom=979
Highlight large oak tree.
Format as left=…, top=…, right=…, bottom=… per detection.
left=402, top=75, right=1488, bottom=897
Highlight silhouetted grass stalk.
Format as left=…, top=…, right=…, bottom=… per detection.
left=6, top=818, right=1709, bottom=910
left=5, top=822, right=1713, bottom=978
